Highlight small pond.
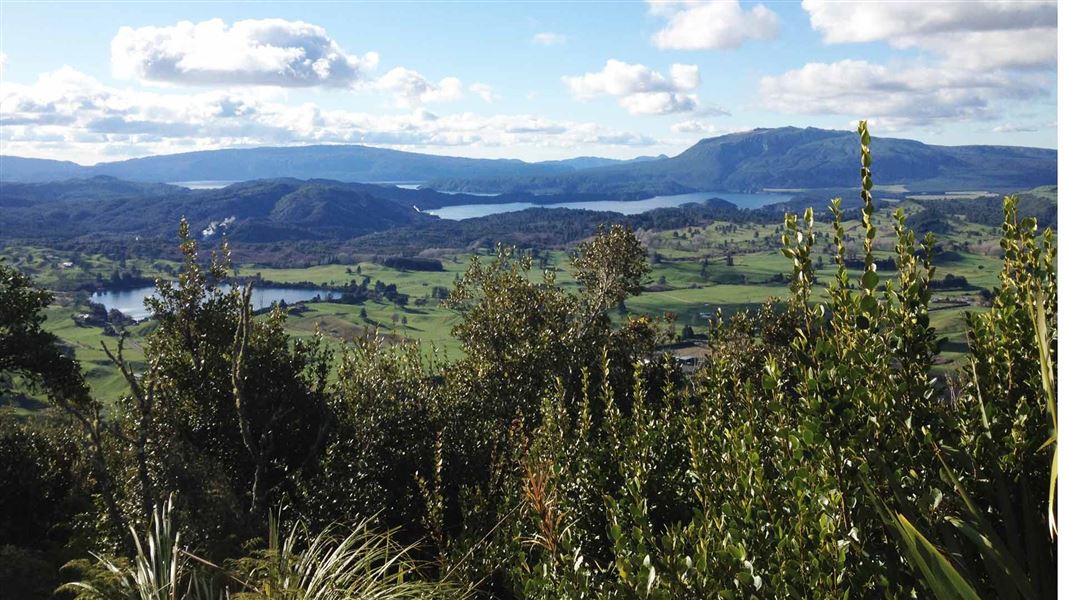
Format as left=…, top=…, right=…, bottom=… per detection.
left=91, top=285, right=335, bottom=321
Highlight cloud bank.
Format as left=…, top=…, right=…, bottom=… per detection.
left=0, top=67, right=658, bottom=162
left=758, top=60, right=1041, bottom=130
left=759, top=1, right=1056, bottom=129
left=802, top=0, right=1056, bottom=69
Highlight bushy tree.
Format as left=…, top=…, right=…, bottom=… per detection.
left=1, top=258, right=92, bottom=415
left=300, top=337, right=441, bottom=536
left=0, top=419, right=95, bottom=598
left=1, top=259, right=128, bottom=545
left=103, top=220, right=332, bottom=546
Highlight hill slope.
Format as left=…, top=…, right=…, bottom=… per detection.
left=0, top=177, right=437, bottom=241
left=0, top=145, right=618, bottom=183
left=428, top=127, right=1057, bottom=194
left=0, top=156, right=89, bottom=182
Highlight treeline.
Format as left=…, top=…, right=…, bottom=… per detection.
left=913, top=189, right=1058, bottom=230
left=343, top=198, right=780, bottom=255
left=378, top=256, right=445, bottom=271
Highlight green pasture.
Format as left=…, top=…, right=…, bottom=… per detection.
left=7, top=206, right=1028, bottom=407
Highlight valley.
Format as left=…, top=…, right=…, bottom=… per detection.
left=2, top=186, right=1033, bottom=408
left=1, top=1, right=1058, bottom=594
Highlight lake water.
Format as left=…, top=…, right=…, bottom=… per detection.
left=395, top=183, right=501, bottom=197
left=171, top=181, right=499, bottom=195
left=91, top=285, right=336, bottom=321
left=169, top=180, right=241, bottom=189
left=425, top=191, right=793, bottom=220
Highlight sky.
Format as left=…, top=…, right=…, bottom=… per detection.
left=0, top=0, right=1058, bottom=165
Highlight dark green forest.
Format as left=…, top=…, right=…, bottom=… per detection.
left=0, top=124, right=1057, bottom=598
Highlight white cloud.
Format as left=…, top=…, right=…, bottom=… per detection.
left=992, top=121, right=1053, bottom=134
left=669, top=63, right=700, bottom=91
left=563, top=59, right=702, bottom=115
left=758, top=59, right=1041, bottom=130
left=619, top=93, right=697, bottom=116
left=0, top=66, right=658, bottom=163
left=564, top=60, right=694, bottom=98
left=761, top=2, right=1057, bottom=129
left=648, top=0, right=779, bottom=50
left=803, top=0, right=1054, bottom=42
left=671, top=120, right=744, bottom=136
left=371, top=67, right=464, bottom=107
left=0, top=53, right=7, bottom=75
left=469, top=83, right=498, bottom=103
left=111, top=18, right=379, bottom=87
left=802, top=0, right=1056, bottom=69
left=531, top=32, right=567, bottom=46
left=909, top=29, right=1056, bottom=71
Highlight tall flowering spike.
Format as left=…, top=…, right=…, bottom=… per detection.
left=829, top=198, right=848, bottom=286
left=781, top=207, right=816, bottom=311
left=857, top=121, right=879, bottom=300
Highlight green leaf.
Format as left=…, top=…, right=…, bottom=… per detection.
left=895, top=513, right=982, bottom=600
left=1048, top=444, right=1058, bottom=538
left=948, top=516, right=1036, bottom=600
left=861, top=270, right=880, bottom=291
left=859, top=295, right=878, bottom=314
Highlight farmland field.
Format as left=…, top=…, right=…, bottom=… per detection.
left=1, top=197, right=1017, bottom=408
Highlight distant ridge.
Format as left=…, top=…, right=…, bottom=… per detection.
left=428, top=127, right=1057, bottom=194
left=0, top=145, right=661, bottom=184
left=538, top=154, right=668, bottom=170
left=1, top=127, right=1054, bottom=194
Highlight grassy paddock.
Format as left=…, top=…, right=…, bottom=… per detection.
left=5, top=204, right=1037, bottom=406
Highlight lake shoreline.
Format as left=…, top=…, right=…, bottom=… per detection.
left=425, top=191, right=795, bottom=220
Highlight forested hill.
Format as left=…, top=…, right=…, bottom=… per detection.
left=429, top=127, right=1058, bottom=194
left=2, top=175, right=1056, bottom=248
left=0, top=177, right=439, bottom=241
left=0, top=145, right=662, bottom=184
left=0, top=175, right=727, bottom=242
left=343, top=198, right=754, bottom=253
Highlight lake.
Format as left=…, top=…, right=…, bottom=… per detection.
left=169, top=180, right=241, bottom=189
left=91, top=285, right=336, bottom=321
left=424, top=191, right=793, bottom=220
left=172, top=181, right=498, bottom=195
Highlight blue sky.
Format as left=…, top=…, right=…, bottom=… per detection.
left=0, top=1, right=1057, bottom=164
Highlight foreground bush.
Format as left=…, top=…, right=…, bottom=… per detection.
left=65, top=498, right=464, bottom=600
left=496, top=123, right=1057, bottom=598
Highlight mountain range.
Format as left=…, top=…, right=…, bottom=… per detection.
left=428, top=127, right=1058, bottom=194
left=1, top=127, right=1055, bottom=195
left=0, top=147, right=663, bottom=185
